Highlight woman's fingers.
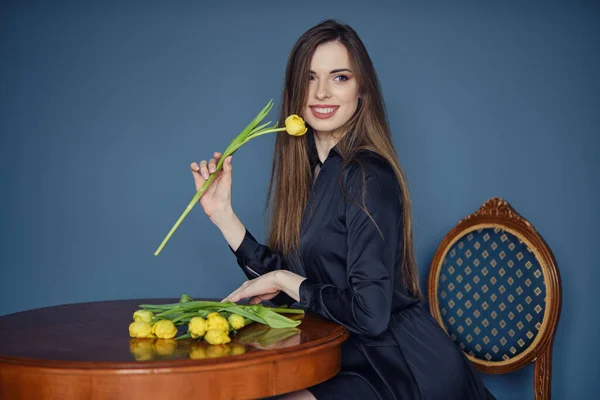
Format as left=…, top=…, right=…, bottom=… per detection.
left=195, top=153, right=223, bottom=181
left=220, top=156, right=233, bottom=188
left=190, top=162, right=205, bottom=190
left=199, top=160, right=210, bottom=180
left=224, top=281, right=255, bottom=303
left=208, top=158, right=217, bottom=174
left=223, top=272, right=278, bottom=303
left=249, top=292, right=279, bottom=305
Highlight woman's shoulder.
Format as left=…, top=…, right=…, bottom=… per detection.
left=343, top=149, right=397, bottom=181
left=342, top=149, right=400, bottom=192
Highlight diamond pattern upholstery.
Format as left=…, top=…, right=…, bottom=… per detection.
left=437, top=227, right=546, bottom=362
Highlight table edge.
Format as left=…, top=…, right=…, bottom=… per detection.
left=0, top=328, right=349, bottom=371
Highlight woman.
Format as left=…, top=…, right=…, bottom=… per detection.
left=191, top=20, right=494, bottom=400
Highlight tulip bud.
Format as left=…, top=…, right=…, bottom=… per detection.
left=188, top=317, right=207, bottom=339
left=133, top=310, right=154, bottom=323
left=285, top=115, right=307, bottom=136
left=129, top=321, right=153, bottom=338
left=228, top=313, right=245, bottom=330
left=206, top=313, right=230, bottom=331
left=204, top=329, right=231, bottom=345
left=152, top=319, right=178, bottom=339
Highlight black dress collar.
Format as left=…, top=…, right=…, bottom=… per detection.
left=306, top=127, right=341, bottom=169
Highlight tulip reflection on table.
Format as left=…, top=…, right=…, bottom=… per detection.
left=128, top=325, right=302, bottom=361
left=129, top=338, right=248, bottom=361
left=153, top=339, right=178, bottom=357
left=235, top=323, right=302, bottom=350
left=129, top=339, right=155, bottom=361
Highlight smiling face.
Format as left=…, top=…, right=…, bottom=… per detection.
left=301, top=41, right=360, bottom=136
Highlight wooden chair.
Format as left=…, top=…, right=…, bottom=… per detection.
left=428, top=198, right=561, bottom=399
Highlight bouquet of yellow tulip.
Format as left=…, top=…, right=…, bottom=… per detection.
left=154, top=99, right=307, bottom=256
left=128, top=294, right=304, bottom=345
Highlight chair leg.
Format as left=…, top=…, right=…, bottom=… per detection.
left=534, top=342, right=553, bottom=400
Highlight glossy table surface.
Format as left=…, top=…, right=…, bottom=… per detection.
left=0, top=299, right=348, bottom=400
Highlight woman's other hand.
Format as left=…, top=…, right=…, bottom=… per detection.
left=223, top=271, right=306, bottom=304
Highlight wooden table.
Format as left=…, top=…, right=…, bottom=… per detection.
left=0, top=299, right=348, bottom=400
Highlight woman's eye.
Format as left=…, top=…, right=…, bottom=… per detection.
left=308, top=75, right=315, bottom=81
left=334, top=75, right=349, bottom=82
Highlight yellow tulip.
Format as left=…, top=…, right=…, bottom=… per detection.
left=285, top=115, right=308, bottom=136
left=133, top=309, right=154, bottom=323
left=204, top=329, right=231, bottom=345
left=206, top=313, right=230, bottom=331
left=228, top=314, right=245, bottom=330
left=188, top=316, right=207, bottom=339
left=152, top=319, right=178, bottom=339
left=129, top=321, right=153, bottom=338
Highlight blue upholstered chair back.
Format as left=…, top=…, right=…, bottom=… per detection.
left=428, top=198, right=561, bottom=400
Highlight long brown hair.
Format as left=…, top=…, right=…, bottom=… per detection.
left=266, top=19, right=421, bottom=298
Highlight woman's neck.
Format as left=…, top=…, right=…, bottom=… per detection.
left=313, top=130, right=340, bottom=163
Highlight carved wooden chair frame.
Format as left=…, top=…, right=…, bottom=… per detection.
left=428, top=198, right=562, bottom=400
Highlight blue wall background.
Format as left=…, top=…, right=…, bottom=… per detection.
left=1, top=1, right=598, bottom=398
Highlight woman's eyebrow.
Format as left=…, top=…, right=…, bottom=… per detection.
left=309, top=68, right=353, bottom=74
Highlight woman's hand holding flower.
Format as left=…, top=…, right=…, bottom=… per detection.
left=154, top=99, right=307, bottom=256
left=190, top=152, right=233, bottom=224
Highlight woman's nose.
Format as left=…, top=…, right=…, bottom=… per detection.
left=315, top=81, right=331, bottom=100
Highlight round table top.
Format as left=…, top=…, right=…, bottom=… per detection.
left=0, top=299, right=348, bottom=400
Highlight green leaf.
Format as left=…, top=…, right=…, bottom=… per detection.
left=218, top=305, right=267, bottom=325
left=175, top=332, right=191, bottom=341
left=248, top=121, right=272, bottom=136
left=179, top=294, right=194, bottom=303
left=139, top=298, right=302, bottom=330
left=254, top=305, right=301, bottom=329
left=223, top=100, right=273, bottom=155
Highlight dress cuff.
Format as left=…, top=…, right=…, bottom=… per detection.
left=229, top=229, right=260, bottom=265
left=299, top=278, right=316, bottom=309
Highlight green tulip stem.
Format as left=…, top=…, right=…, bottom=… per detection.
left=264, top=307, right=305, bottom=314
left=245, top=127, right=287, bottom=141
left=154, top=172, right=217, bottom=256
left=170, top=311, right=199, bottom=324
left=153, top=126, right=288, bottom=256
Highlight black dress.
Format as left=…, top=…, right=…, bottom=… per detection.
left=231, top=132, right=494, bottom=400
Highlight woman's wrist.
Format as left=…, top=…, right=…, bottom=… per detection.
left=209, top=206, right=236, bottom=227
left=274, top=270, right=307, bottom=303
left=212, top=207, right=246, bottom=251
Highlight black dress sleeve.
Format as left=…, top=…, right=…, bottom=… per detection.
left=230, top=229, right=296, bottom=306
left=298, top=155, right=402, bottom=336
